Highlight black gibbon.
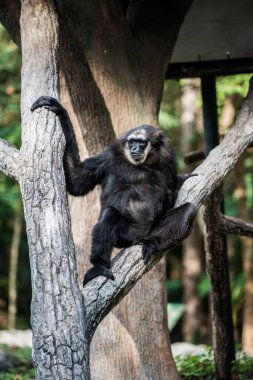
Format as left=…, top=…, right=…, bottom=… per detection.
left=31, top=96, right=196, bottom=285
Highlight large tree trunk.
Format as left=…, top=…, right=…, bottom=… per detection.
left=19, top=1, right=89, bottom=377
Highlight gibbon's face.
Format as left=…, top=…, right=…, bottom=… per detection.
left=124, top=127, right=152, bottom=165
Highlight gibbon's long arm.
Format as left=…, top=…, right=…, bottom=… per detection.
left=31, top=96, right=107, bottom=196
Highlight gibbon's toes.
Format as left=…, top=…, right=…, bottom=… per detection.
left=83, top=266, right=115, bottom=286
left=142, top=244, right=156, bottom=265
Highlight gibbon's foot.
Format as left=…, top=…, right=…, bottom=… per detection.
left=83, top=265, right=115, bottom=286
left=30, top=96, right=63, bottom=115
left=142, top=242, right=157, bottom=265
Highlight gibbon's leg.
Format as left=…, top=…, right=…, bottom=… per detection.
left=83, top=207, right=129, bottom=285
left=142, top=202, right=197, bottom=264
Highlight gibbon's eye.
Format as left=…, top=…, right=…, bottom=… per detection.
left=138, top=140, right=148, bottom=148
left=128, top=139, right=148, bottom=148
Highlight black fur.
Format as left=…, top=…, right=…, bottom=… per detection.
left=31, top=96, right=196, bottom=285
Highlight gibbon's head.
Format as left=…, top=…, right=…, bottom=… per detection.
left=122, top=125, right=173, bottom=166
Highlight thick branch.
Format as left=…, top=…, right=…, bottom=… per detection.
left=0, top=138, right=19, bottom=179
left=83, top=244, right=162, bottom=337
left=218, top=215, right=253, bottom=237
left=82, top=78, right=253, bottom=334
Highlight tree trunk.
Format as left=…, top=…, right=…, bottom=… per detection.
left=202, top=188, right=235, bottom=380
left=8, top=206, right=22, bottom=330
left=19, top=1, right=89, bottom=377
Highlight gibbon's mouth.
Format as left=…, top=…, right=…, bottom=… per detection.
left=131, top=153, right=143, bottom=161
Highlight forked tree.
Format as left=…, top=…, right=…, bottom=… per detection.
left=0, top=1, right=253, bottom=379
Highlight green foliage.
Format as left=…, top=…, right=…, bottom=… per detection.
left=159, top=79, right=182, bottom=131
left=0, top=24, right=30, bottom=329
left=175, top=348, right=215, bottom=379
left=197, top=275, right=210, bottom=299
left=0, top=345, right=34, bottom=380
left=0, top=24, right=22, bottom=214
left=245, top=170, right=253, bottom=215
left=216, top=74, right=251, bottom=110
left=0, top=24, right=21, bottom=144
left=232, top=351, right=253, bottom=379
left=175, top=348, right=253, bottom=379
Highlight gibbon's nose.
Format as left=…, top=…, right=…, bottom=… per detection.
left=131, top=145, right=141, bottom=156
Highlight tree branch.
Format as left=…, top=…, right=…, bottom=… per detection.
left=82, top=77, right=253, bottom=335
left=0, top=138, right=19, bottom=180
left=218, top=215, right=253, bottom=237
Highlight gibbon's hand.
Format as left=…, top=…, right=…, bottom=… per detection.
left=30, top=96, right=64, bottom=115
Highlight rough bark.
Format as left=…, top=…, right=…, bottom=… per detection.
left=202, top=187, right=235, bottom=380
left=0, top=139, right=19, bottom=179
left=19, top=1, right=88, bottom=378
left=218, top=215, right=253, bottom=237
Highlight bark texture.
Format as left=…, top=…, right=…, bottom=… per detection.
left=218, top=215, right=253, bottom=236
left=202, top=188, right=235, bottom=380
left=0, top=139, right=19, bottom=179
left=19, top=1, right=88, bottom=378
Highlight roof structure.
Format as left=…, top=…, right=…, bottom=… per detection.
left=167, top=0, right=253, bottom=78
